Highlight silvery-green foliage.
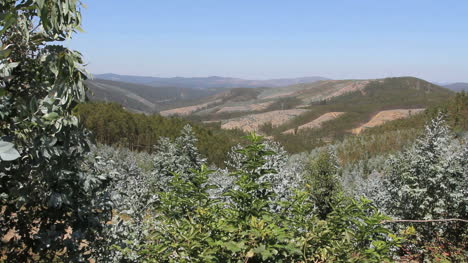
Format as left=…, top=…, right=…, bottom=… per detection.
left=226, top=140, right=306, bottom=205
left=176, top=124, right=206, bottom=165
left=88, top=126, right=206, bottom=262
left=350, top=170, right=391, bottom=209
left=151, top=125, right=206, bottom=188
left=206, top=166, right=233, bottom=201
left=381, top=114, right=467, bottom=240
left=340, top=155, right=388, bottom=197
left=83, top=145, right=154, bottom=262
left=0, top=140, right=20, bottom=161
left=226, top=139, right=287, bottom=174
left=139, top=134, right=399, bottom=262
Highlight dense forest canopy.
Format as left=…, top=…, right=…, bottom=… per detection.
left=73, top=102, right=246, bottom=167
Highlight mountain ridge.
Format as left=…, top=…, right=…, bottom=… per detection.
left=85, top=79, right=223, bottom=113
left=93, top=73, right=329, bottom=89
left=444, top=82, right=468, bottom=92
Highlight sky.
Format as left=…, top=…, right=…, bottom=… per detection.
left=68, top=0, right=468, bottom=83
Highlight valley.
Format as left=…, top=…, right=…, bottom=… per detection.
left=87, top=75, right=454, bottom=142
left=82, top=74, right=463, bottom=156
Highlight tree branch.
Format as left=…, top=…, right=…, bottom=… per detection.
left=381, top=218, right=468, bottom=224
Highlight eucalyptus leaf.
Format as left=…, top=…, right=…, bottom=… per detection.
left=0, top=48, right=11, bottom=59
left=43, top=112, right=59, bottom=120
left=0, top=140, right=20, bottom=161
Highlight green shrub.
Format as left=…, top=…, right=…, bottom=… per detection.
left=304, top=149, right=341, bottom=219
left=137, top=134, right=400, bottom=262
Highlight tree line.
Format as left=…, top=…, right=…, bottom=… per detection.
left=73, top=102, right=246, bottom=167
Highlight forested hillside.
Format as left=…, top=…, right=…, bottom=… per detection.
left=73, top=102, right=245, bottom=166
left=86, top=79, right=222, bottom=113
left=75, top=91, right=467, bottom=169
left=266, top=78, right=455, bottom=152
left=334, top=91, right=468, bottom=165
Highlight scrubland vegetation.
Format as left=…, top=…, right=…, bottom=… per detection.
left=1, top=1, right=467, bottom=262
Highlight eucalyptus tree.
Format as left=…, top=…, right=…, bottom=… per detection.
left=382, top=114, right=468, bottom=243
left=0, top=1, right=112, bottom=262
left=151, top=124, right=206, bottom=188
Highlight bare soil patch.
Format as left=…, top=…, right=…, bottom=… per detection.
left=262, top=91, right=297, bottom=100
left=352, top=109, right=425, bottom=134
left=159, top=100, right=221, bottom=116
left=322, top=80, right=371, bottom=99
left=216, top=101, right=274, bottom=114
left=221, top=109, right=308, bottom=132
left=283, top=112, right=345, bottom=134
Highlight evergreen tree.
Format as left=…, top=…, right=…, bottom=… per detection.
left=305, top=148, right=342, bottom=219
left=151, top=124, right=206, bottom=191
left=383, top=114, right=468, bottom=243
left=176, top=124, right=207, bottom=168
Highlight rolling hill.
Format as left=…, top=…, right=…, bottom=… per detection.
left=77, top=75, right=464, bottom=159
left=164, top=77, right=454, bottom=148
left=75, top=81, right=467, bottom=164
left=165, top=77, right=451, bottom=118
left=86, top=75, right=455, bottom=152
left=85, top=79, right=222, bottom=113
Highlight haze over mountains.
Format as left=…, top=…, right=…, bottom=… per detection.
left=85, top=79, right=223, bottom=113
left=86, top=74, right=458, bottom=115
left=94, top=73, right=329, bottom=89
left=443, top=82, right=468, bottom=92
left=94, top=73, right=466, bottom=92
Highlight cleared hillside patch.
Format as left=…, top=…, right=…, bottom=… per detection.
left=352, top=109, right=425, bottom=134
left=283, top=112, right=346, bottom=134
left=221, top=109, right=309, bottom=132
left=159, top=100, right=222, bottom=116
left=216, top=101, right=274, bottom=114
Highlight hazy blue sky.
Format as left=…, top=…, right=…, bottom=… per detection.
left=68, top=0, right=468, bottom=82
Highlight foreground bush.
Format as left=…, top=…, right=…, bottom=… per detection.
left=1, top=1, right=111, bottom=262
left=381, top=114, right=468, bottom=260
left=136, top=134, right=400, bottom=262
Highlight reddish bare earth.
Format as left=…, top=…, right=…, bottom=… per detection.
left=159, top=100, right=222, bottom=116
left=283, top=112, right=345, bottom=134
left=352, top=109, right=425, bottom=134
left=221, top=109, right=309, bottom=132
left=216, top=101, right=274, bottom=114
left=262, top=91, right=297, bottom=100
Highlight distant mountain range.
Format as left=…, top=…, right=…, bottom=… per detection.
left=443, top=82, right=468, bottom=92
left=86, top=75, right=455, bottom=125
left=93, top=73, right=329, bottom=89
